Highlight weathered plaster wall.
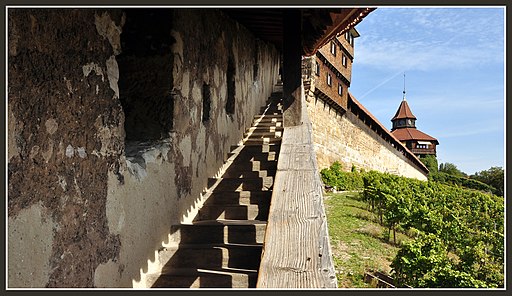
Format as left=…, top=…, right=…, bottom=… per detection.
left=8, top=8, right=279, bottom=288
left=306, top=95, right=428, bottom=181
left=8, top=9, right=125, bottom=287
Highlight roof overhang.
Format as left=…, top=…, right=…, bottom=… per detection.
left=222, top=8, right=375, bottom=55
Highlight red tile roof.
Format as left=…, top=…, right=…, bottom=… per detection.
left=347, top=93, right=429, bottom=174
left=392, top=100, right=416, bottom=120
left=391, top=128, right=439, bottom=144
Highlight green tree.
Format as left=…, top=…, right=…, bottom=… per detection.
left=420, top=155, right=438, bottom=174
left=439, top=162, right=466, bottom=177
left=470, top=167, right=504, bottom=196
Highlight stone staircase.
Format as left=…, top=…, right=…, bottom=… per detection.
left=148, top=93, right=283, bottom=288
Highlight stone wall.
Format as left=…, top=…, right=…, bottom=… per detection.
left=306, top=95, right=428, bottom=181
left=8, top=8, right=279, bottom=288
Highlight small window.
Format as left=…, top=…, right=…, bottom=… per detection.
left=346, top=31, right=354, bottom=46
left=315, top=61, right=320, bottom=76
left=226, top=55, right=236, bottom=115
left=327, top=73, right=332, bottom=86
left=202, top=83, right=211, bottom=122
left=342, top=54, right=347, bottom=67
left=330, top=42, right=336, bottom=56
left=338, top=83, right=343, bottom=96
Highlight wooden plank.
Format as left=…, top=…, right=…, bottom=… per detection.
left=257, top=121, right=337, bottom=288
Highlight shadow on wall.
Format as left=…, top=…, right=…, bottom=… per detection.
left=130, top=96, right=281, bottom=288
left=108, top=8, right=281, bottom=287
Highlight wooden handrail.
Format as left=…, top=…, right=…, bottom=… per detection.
left=257, top=86, right=337, bottom=288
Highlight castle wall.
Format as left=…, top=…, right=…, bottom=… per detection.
left=8, top=8, right=279, bottom=287
left=305, top=95, right=428, bottom=181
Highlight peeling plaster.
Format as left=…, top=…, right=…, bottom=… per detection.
left=106, top=56, right=119, bottom=99
left=65, top=145, right=74, bottom=158
left=94, top=12, right=123, bottom=55
left=82, top=62, right=105, bottom=81
left=125, top=140, right=172, bottom=181
left=93, top=115, right=124, bottom=158
left=178, top=136, right=192, bottom=167
left=77, top=147, right=87, bottom=158
left=45, top=118, right=58, bottom=135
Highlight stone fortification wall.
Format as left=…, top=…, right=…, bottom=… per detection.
left=305, top=95, right=428, bottom=181
left=8, top=8, right=279, bottom=287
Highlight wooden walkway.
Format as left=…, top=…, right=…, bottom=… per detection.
left=257, top=91, right=337, bottom=288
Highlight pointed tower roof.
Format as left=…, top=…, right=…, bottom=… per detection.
left=392, top=73, right=416, bottom=121
left=391, top=99, right=417, bottom=120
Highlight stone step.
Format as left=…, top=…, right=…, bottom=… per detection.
left=270, top=91, right=282, bottom=97
left=227, top=150, right=278, bottom=161
left=197, top=204, right=269, bottom=221
left=230, top=143, right=280, bottom=154
left=254, top=114, right=282, bottom=120
left=243, top=138, right=282, bottom=145
left=253, top=118, right=283, bottom=124
left=246, top=126, right=284, bottom=133
left=156, top=243, right=263, bottom=271
left=244, top=131, right=282, bottom=138
left=208, top=177, right=274, bottom=192
left=149, top=267, right=258, bottom=288
left=221, top=169, right=277, bottom=179
left=169, top=220, right=267, bottom=244
left=225, top=159, right=278, bottom=171
left=252, top=121, right=283, bottom=127
left=207, top=191, right=272, bottom=206
left=259, top=107, right=282, bottom=113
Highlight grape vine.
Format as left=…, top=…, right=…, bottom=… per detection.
left=321, top=162, right=504, bottom=288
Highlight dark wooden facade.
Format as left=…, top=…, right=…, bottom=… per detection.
left=391, top=99, right=439, bottom=158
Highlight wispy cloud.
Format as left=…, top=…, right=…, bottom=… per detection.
left=358, top=70, right=405, bottom=99
left=351, top=7, right=505, bottom=174
left=355, top=8, right=505, bottom=72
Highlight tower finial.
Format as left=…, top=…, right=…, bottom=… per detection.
left=403, top=72, right=406, bottom=101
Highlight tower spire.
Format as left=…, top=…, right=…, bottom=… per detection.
left=402, top=72, right=406, bottom=101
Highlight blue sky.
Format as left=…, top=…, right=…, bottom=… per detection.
left=349, top=7, right=505, bottom=175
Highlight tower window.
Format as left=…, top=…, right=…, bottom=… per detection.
left=330, top=42, right=336, bottom=56
left=345, top=31, right=354, bottom=46
left=315, top=61, right=320, bottom=76
left=342, top=54, right=347, bottom=68
left=327, top=73, right=332, bottom=86
left=338, top=83, right=343, bottom=96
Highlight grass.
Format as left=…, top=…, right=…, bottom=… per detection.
left=324, top=191, right=411, bottom=288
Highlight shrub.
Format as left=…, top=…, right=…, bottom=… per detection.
left=320, top=161, right=364, bottom=191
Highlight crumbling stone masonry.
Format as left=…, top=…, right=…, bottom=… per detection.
left=8, top=8, right=279, bottom=287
